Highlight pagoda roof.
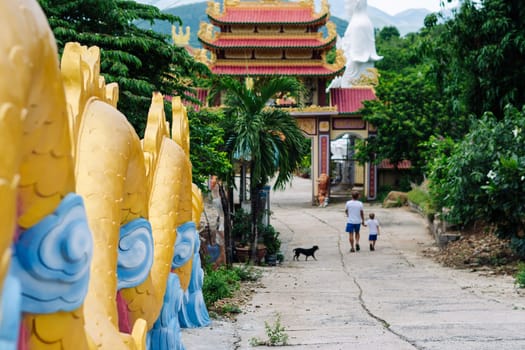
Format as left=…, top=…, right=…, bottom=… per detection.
left=199, top=21, right=338, bottom=50
left=200, top=34, right=336, bottom=50
left=207, top=0, right=330, bottom=25
left=209, top=60, right=344, bottom=77
left=330, top=87, right=377, bottom=114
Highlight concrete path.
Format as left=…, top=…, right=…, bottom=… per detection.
left=183, top=177, right=525, bottom=349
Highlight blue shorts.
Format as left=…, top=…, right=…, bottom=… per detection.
left=346, top=223, right=361, bottom=234
left=369, top=234, right=378, bottom=241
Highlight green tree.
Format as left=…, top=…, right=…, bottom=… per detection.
left=377, top=26, right=400, bottom=41
left=211, top=77, right=307, bottom=262
left=355, top=68, right=459, bottom=176
left=434, top=0, right=525, bottom=119
left=188, top=108, right=231, bottom=190
left=356, top=19, right=471, bottom=177
left=375, top=29, right=421, bottom=73
left=38, top=0, right=210, bottom=136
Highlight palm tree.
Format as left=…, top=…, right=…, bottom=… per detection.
left=211, top=76, right=307, bottom=262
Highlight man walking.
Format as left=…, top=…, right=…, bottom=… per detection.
left=345, top=191, right=365, bottom=252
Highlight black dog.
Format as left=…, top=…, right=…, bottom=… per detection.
left=293, top=245, right=319, bottom=261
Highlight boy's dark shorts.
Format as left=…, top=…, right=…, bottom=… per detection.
left=369, top=234, right=378, bottom=241
left=346, top=223, right=361, bottom=233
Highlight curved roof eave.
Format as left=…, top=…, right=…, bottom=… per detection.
left=198, top=36, right=337, bottom=51
left=208, top=13, right=329, bottom=27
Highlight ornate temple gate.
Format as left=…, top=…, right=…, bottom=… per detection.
left=292, top=86, right=378, bottom=205
left=295, top=110, right=337, bottom=204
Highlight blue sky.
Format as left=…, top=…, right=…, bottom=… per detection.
left=368, top=0, right=459, bottom=15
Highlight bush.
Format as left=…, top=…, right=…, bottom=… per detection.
left=515, top=263, right=525, bottom=288
left=221, top=303, right=242, bottom=314
left=427, top=105, right=525, bottom=257
left=231, top=208, right=251, bottom=245
left=202, top=266, right=240, bottom=306
left=260, top=224, right=281, bottom=255
left=231, top=264, right=262, bottom=282
left=407, top=187, right=435, bottom=218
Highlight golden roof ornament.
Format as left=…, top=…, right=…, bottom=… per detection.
left=245, top=77, right=254, bottom=91
left=351, top=67, right=380, bottom=88
left=198, top=22, right=215, bottom=42
left=172, top=25, right=191, bottom=47
left=207, top=0, right=221, bottom=17
left=318, top=0, right=330, bottom=16
left=192, top=49, right=210, bottom=64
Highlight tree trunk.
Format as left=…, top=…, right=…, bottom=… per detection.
left=249, top=182, right=263, bottom=263
left=219, top=184, right=233, bottom=267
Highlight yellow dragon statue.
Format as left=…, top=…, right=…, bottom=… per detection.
left=0, top=1, right=93, bottom=349
left=0, top=1, right=209, bottom=349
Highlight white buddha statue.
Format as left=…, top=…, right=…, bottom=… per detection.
left=327, top=0, right=382, bottom=90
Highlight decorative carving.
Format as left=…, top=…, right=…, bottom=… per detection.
left=193, top=49, right=209, bottom=64
left=62, top=43, right=119, bottom=158
left=172, top=25, right=191, bottom=47
left=207, top=0, right=221, bottom=17
left=326, top=49, right=346, bottom=71
left=325, top=21, right=337, bottom=42
left=198, top=23, right=215, bottom=42
left=11, top=194, right=92, bottom=313
left=318, top=0, right=330, bottom=16
left=333, top=118, right=366, bottom=130
left=117, top=218, right=154, bottom=290
left=296, top=118, right=317, bottom=135
left=284, top=105, right=338, bottom=113
left=224, top=0, right=240, bottom=8
left=351, top=67, right=380, bottom=87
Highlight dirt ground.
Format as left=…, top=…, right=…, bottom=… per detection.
left=423, top=224, right=521, bottom=276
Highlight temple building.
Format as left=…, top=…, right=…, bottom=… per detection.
left=196, top=0, right=380, bottom=204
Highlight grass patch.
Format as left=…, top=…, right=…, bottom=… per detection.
left=221, top=303, right=242, bottom=314
left=202, top=266, right=240, bottom=306
left=203, top=262, right=263, bottom=318
left=515, top=263, right=525, bottom=288
left=407, top=187, right=436, bottom=220
left=232, top=264, right=263, bottom=282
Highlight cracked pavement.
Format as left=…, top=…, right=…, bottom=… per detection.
left=183, top=177, right=525, bottom=349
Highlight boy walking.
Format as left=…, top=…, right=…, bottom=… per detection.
left=345, top=191, right=365, bottom=252
left=365, top=212, right=380, bottom=251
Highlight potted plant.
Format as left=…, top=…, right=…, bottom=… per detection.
left=231, top=208, right=251, bottom=262
left=231, top=208, right=268, bottom=263
left=261, top=224, right=281, bottom=266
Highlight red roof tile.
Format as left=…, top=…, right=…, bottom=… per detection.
left=165, top=88, right=209, bottom=111
left=211, top=8, right=324, bottom=24
left=185, top=88, right=209, bottom=111
left=378, top=159, right=412, bottom=170
left=330, top=87, right=376, bottom=114
left=210, top=64, right=343, bottom=77
left=205, top=37, right=330, bottom=49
